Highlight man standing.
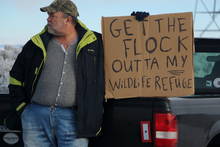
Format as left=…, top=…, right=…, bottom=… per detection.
left=8, top=0, right=104, bottom=146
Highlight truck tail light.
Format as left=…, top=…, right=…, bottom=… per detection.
left=154, top=113, right=177, bottom=147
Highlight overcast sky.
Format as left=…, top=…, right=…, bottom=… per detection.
left=0, top=0, right=219, bottom=45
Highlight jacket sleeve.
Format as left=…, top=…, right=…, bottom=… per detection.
left=97, top=33, right=105, bottom=99
left=95, top=32, right=105, bottom=136
left=8, top=45, right=27, bottom=102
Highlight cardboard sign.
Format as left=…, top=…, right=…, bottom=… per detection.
left=102, top=12, right=195, bottom=99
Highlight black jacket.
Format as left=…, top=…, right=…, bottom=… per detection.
left=8, top=20, right=104, bottom=137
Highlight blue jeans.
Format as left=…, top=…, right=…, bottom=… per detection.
left=21, top=103, right=88, bottom=147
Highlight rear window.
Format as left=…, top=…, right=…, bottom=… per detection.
left=194, top=53, right=220, bottom=78
left=194, top=41, right=220, bottom=94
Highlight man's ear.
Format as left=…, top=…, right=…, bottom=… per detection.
left=65, top=16, right=72, bottom=24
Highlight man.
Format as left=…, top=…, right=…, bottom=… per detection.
left=8, top=0, right=104, bottom=146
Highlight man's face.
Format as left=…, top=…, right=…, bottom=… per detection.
left=47, top=11, right=68, bottom=36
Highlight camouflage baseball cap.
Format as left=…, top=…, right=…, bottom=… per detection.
left=40, top=0, right=79, bottom=17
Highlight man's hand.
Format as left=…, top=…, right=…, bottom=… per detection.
left=131, top=11, right=150, bottom=21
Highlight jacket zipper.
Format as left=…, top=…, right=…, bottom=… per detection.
left=96, top=127, right=102, bottom=136
left=31, top=59, right=44, bottom=94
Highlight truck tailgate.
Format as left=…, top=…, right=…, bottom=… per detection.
left=89, top=98, right=154, bottom=147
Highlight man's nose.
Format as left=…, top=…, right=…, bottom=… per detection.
left=47, top=17, right=51, bottom=23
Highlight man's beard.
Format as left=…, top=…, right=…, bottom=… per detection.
left=47, top=26, right=64, bottom=36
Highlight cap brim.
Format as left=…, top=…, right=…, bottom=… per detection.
left=40, top=6, right=52, bottom=12
left=40, top=7, right=48, bottom=12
